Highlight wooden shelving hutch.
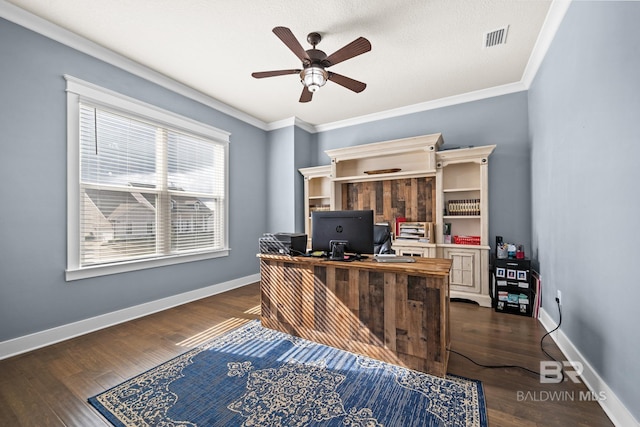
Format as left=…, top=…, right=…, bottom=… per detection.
left=299, top=165, right=332, bottom=249
left=435, top=145, right=495, bottom=306
left=300, top=134, right=495, bottom=306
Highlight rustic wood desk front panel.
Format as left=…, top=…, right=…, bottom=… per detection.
left=258, top=254, right=452, bottom=377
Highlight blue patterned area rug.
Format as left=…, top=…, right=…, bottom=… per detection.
left=89, top=320, right=487, bottom=427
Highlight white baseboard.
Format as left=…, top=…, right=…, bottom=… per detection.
left=0, top=274, right=260, bottom=360
left=538, top=307, right=639, bottom=427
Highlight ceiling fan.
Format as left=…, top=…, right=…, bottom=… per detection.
left=252, top=26, right=371, bottom=103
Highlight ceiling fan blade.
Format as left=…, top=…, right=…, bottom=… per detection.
left=328, top=72, right=367, bottom=93
left=252, top=69, right=301, bottom=79
left=299, top=86, right=313, bottom=103
left=273, top=27, right=310, bottom=63
left=325, top=37, right=371, bottom=67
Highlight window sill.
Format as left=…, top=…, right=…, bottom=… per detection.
left=65, top=249, right=230, bottom=281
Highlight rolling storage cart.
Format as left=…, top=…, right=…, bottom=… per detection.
left=494, top=258, right=534, bottom=316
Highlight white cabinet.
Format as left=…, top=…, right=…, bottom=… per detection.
left=299, top=165, right=332, bottom=248
left=325, top=134, right=442, bottom=182
left=436, top=145, right=495, bottom=307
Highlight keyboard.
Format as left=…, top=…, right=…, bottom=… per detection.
left=373, top=256, right=416, bottom=263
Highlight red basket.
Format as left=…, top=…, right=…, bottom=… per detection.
left=453, top=235, right=481, bottom=245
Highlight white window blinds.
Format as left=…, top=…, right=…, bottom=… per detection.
left=78, top=104, right=226, bottom=267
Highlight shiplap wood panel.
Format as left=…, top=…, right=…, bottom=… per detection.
left=258, top=254, right=451, bottom=377
left=342, top=177, right=435, bottom=223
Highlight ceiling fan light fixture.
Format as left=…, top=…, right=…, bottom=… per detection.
left=254, top=27, right=371, bottom=102
left=301, top=66, right=328, bottom=92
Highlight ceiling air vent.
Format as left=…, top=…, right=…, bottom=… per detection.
left=484, top=25, right=509, bottom=48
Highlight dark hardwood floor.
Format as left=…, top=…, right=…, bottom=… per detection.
left=0, top=283, right=613, bottom=426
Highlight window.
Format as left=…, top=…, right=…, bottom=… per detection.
left=65, top=76, right=230, bottom=280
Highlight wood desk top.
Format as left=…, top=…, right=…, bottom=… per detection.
left=257, top=253, right=452, bottom=277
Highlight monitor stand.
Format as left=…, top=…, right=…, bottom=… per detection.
left=329, top=240, right=347, bottom=261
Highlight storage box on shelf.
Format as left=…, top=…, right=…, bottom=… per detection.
left=494, top=259, right=534, bottom=316
left=453, top=235, right=481, bottom=245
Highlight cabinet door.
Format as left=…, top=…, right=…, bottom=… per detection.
left=443, top=248, right=480, bottom=293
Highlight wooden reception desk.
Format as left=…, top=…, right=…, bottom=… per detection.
left=258, top=254, right=452, bottom=377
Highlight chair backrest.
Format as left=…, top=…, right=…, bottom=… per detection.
left=373, top=224, right=393, bottom=254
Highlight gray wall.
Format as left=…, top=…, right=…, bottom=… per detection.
left=266, top=126, right=295, bottom=232
left=529, top=1, right=640, bottom=420
left=265, top=125, right=315, bottom=234
left=0, top=18, right=268, bottom=342
left=310, top=92, right=532, bottom=254
left=293, top=127, right=315, bottom=233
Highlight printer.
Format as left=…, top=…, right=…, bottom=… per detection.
left=259, top=232, right=307, bottom=256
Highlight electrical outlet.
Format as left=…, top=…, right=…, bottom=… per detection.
left=556, top=290, right=562, bottom=305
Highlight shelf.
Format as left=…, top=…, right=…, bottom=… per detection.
left=392, top=239, right=436, bottom=247
left=332, top=169, right=436, bottom=183
left=443, top=215, right=481, bottom=219
left=309, top=195, right=330, bottom=200
left=439, top=243, right=490, bottom=250
left=327, top=134, right=443, bottom=182
left=443, top=187, right=480, bottom=193
left=309, top=204, right=330, bottom=210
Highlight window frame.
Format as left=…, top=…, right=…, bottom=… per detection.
left=65, top=75, right=230, bottom=281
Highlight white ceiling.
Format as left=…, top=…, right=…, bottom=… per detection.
left=5, top=0, right=555, bottom=128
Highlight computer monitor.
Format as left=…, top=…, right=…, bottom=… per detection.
left=311, top=209, right=374, bottom=257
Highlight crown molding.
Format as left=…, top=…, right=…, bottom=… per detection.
left=314, top=0, right=570, bottom=133
left=314, top=81, right=527, bottom=133
left=292, top=117, right=316, bottom=134
left=2, top=0, right=570, bottom=134
left=521, top=0, right=572, bottom=88
left=263, top=116, right=296, bottom=131
left=266, top=80, right=529, bottom=134
left=265, top=116, right=316, bottom=134
left=0, top=0, right=269, bottom=131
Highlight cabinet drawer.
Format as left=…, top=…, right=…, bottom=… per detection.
left=495, top=259, right=530, bottom=270
left=496, top=279, right=532, bottom=290
left=494, top=259, right=530, bottom=289
left=392, top=242, right=436, bottom=258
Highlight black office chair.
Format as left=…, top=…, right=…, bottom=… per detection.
left=373, top=224, right=393, bottom=254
